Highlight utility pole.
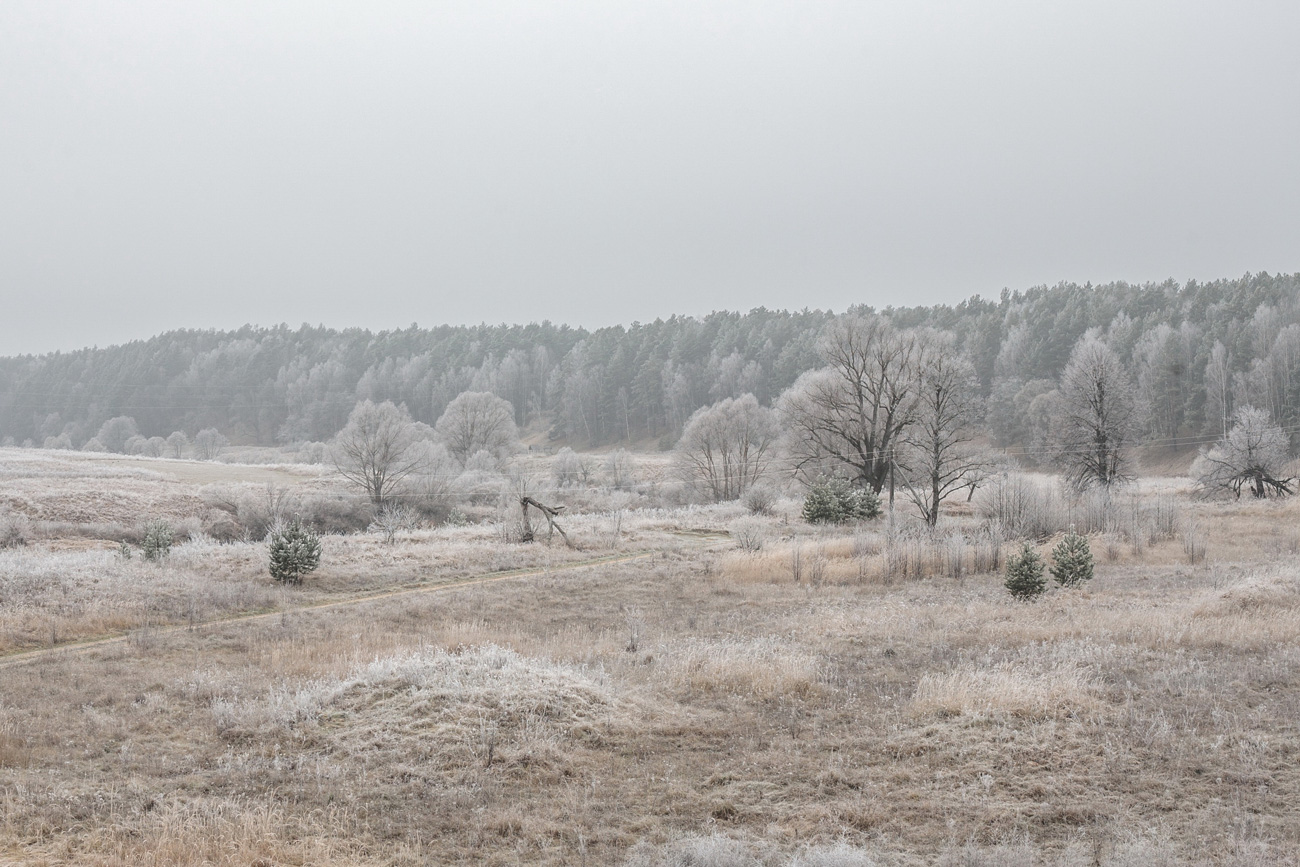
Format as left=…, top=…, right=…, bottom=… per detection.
left=888, top=453, right=896, bottom=510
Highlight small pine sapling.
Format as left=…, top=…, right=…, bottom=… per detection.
left=1050, top=529, right=1094, bottom=587
left=268, top=520, right=323, bottom=585
left=1004, top=541, right=1046, bottom=601
left=141, top=520, right=173, bottom=562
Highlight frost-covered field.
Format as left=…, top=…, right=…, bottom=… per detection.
left=1, top=449, right=1299, bottom=865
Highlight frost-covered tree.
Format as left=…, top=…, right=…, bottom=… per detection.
left=898, top=332, right=992, bottom=525
left=166, top=431, right=188, bottom=459
left=1204, top=341, right=1233, bottom=439
left=1005, top=542, right=1046, bottom=601
left=551, top=447, right=587, bottom=488
left=779, top=314, right=925, bottom=494
left=141, top=520, right=173, bottom=562
left=1052, top=333, right=1139, bottom=491
left=675, top=394, right=778, bottom=502
left=801, top=476, right=880, bottom=524
left=604, top=448, right=636, bottom=490
left=1192, top=406, right=1293, bottom=498
left=332, top=401, right=427, bottom=507
left=434, top=392, right=519, bottom=465
left=268, top=520, right=322, bottom=584
left=403, top=440, right=459, bottom=516
left=96, top=416, right=139, bottom=454
left=194, top=428, right=228, bottom=460
left=1050, top=530, right=1094, bottom=587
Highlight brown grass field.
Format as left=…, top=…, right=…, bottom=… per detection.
left=1, top=448, right=1299, bottom=865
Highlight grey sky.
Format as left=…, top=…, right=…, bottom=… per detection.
left=2, top=1, right=1298, bottom=355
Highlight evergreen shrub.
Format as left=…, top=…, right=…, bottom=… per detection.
left=141, top=520, right=173, bottom=562
left=1005, top=541, right=1046, bottom=601
left=1050, top=529, right=1094, bottom=587
left=269, top=520, right=323, bottom=585
left=802, top=476, right=881, bottom=524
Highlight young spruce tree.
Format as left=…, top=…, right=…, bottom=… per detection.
left=802, top=476, right=882, bottom=524
left=268, top=520, right=323, bottom=585
left=141, top=519, right=173, bottom=562
left=1050, top=529, right=1094, bottom=587
left=1005, top=541, right=1046, bottom=601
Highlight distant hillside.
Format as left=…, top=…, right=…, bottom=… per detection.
left=1, top=272, right=1298, bottom=453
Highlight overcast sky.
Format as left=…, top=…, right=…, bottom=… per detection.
left=2, top=1, right=1298, bottom=355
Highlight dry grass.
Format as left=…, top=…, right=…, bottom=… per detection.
left=1, top=452, right=1299, bottom=865
left=655, top=637, right=821, bottom=698
left=911, top=661, right=1101, bottom=720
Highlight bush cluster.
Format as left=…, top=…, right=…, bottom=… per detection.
left=802, top=476, right=881, bottom=524
left=1005, top=531, right=1095, bottom=600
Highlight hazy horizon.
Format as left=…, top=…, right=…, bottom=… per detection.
left=4, top=1, right=1298, bottom=356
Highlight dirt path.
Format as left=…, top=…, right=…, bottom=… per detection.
left=0, top=551, right=659, bottom=671
left=0, top=531, right=729, bottom=671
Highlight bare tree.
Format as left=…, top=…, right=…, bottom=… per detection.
left=1052, top=333, right=1139, bottom=491
left=778, top=313, right=924, bottom=493
left=403, top=440, right=459, bottom=516
left=434, top=391, right=519, bottom=465
left=1192, top=406, right=1294, bottom=498
left=897, top=332, right=991, bottom=525
left=552, top=447, right=587, bottom=488
left=675, top=394, right=778, bottom=502
left=1204, top=340, right=1232, bottom=439
left=604, top=448, right=636, bottom=490
left=194, top=427, right=228, bottom=460
left=96, top=416, right=139, bottom=454
left=166, top=431, right=188, bottom=459
left=369, top=503, right=417, bottom=544
left=332, top=401, right=426, bottom=507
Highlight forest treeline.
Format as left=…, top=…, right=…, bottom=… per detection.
left=2, top=272, right=1298, bottom=453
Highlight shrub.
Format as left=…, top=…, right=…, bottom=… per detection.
left=741, top=484, right=777, bottom=516
left=1050, top=529, right=1094, bottom=587
left=729, top=517, right=765, bottom=552
left=268, top=520, right=323, bottom=585
left=977, top=472, right=1064, bottom=539
left=294, top=492, right=374, bottom=534
left=370, top=503, right=416, bottom=544
left=802, top=476, right=881, bottom=524
left=141, top=519, right=174, bottom=562
left=1004, top=541, right=1046, bottom=601
left=0, top=512, right=31, bottom=549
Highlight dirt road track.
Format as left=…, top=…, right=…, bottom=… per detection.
left=0, top=548, right=667, bottom=671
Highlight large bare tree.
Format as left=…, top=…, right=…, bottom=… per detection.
left=897, top=332, right=991, bottom=525
left=778, top=313, right=924, bottom=494
left=1192, top=405, right=1293, bottom=498
left=332, top=400, right=426, bottom=507
left=1052, top=333, right=1139, bottom=491
left=434, top=391, right=519, bottom=464
left=674, top=394, right=777, bottom=501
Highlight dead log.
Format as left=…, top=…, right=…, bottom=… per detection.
left=520, top=497, right=572, bottom=546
